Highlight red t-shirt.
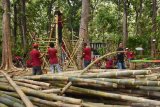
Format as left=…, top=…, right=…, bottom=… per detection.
left=83, top=47, right=91, bottom=61
left=126, top=51, right=134, bottom=59
left=29, top=49, right=42, bottom=66
left=106, top=59, right=113, bottom=69
left=47, top=48, right=58, bottom=64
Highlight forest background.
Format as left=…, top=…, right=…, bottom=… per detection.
left=0, top=0, right=160, bottom=62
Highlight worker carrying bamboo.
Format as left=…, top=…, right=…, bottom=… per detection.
left=29, top=43, right=43, bottom=75
left=47, top=42, right=62, bottom=73
left=82, top=43, right=92, bottom=68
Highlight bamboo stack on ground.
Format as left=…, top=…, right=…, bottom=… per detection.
left=1, top=68, right=160, bottom=106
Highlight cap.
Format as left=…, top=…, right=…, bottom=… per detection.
left=32, top=43, right=39, bottom=48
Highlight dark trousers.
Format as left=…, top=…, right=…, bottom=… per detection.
left=84, top=60, right=91, bottom=68
left=32, top=66, right=42, bottom=75
left=58, top=26, right=62, bottom=43
left=117, top=61, right=126, bottom=69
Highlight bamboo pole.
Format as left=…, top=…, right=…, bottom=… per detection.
left=29, top=96, right=81, bottom=107
left=83, top=102, right=130, bottom=107
left=0, top=84, right=82, bottom=104
left=96, top=78, right=160, bottom=86
left=0, top=91, right=81, bottom=107
left=61, top=51, right=122, bottom=94
left=0, top=97, right=25, bottom=107
left=14, top=79, right=50, bottom=87
left=0, top=70, right=34, bottom=107
left=68, top=77, right=117, bottom=88
left=0, top=103, right=8, bottom=107
left=41, top=88, right=61, bottom=93
left=56, top=83, right=160, bottom=106
left=120, top=89, right=160, bottom=98
left=0, top=92, right=23, bottom=104
left=79, top=70, right=151, bottom=78
left=15, top=81, right=42, bottom=90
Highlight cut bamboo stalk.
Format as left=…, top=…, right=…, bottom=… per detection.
left=68, top=77, right=117, bottom=88
left=0, top=70, right=34, bottom=107
left=0, top=92, right=23, bottom=104
left=56, top=83, right=160, bottom=106
left=0, top=91, right=81, bottom=107
left=0, top=103, right=8, bottom=107
left=0, top=84, right=82, bottom=105
left=0, top=97, right=25, bottom=107
left=14, top=79, right=50, bottom=87
left=21, top=87, right=82, bottom=104
left=138, top=86, right=160, bottom=91
left=61, top=51, right=123, bottom=94
left=41, top=88, right=61, bottom=93
left=29, top=96, right=81, bottom=107
left=21, top=75, right=69, bottom=81
left=83, top=102, right=130, bottom=107
left=96, top=78, right=160, bottom=86
left=15, top=81, right=42, bottom=90
left=79, top=70, right=151, bottom=78
left=120, top=89, right=160, bottom=98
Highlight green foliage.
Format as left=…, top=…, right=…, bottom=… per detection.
left=1, top=0, right=160, bottom=60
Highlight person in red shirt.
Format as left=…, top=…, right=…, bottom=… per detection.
left=105, top=58, right=113, bottom=69
left=125, top=48, right=135, bottom=61
left=82, top=43, right=92, bottom=68
left=47, top=42, right=62, bottom=73
left=29, top=43, right=42, bottom=75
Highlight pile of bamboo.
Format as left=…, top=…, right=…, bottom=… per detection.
left=1, top=69, right=160, bottom=107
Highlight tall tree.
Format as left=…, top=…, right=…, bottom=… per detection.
left=77, top=0, right=90, bottom=69
left=151, top=0, right=157, bottom=57
left=1, top=0, right=14, bottom=70
left=21, top=0, right=27, bottom=53
left=13, top=1, right=18, bottom=48
left=122, top=0, right=128, bottom=48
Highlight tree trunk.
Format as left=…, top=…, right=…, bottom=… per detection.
left=13, top=1, right=18, bottom=49
left=21, top=0, right=27, bottom=53
left=151, top=0, right=157, bottom=57
left=77, top=0, right=90, bottom=69
left=122, top=0, right=128, bottom=48
left=1, top=0, right=14, bottom=70
left=47, top=0, right=56, bottom=36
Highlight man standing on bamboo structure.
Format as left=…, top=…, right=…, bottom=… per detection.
left=47, top=42, right=62, bottom=73
left=117, top=43, right=126, bottom=69
left=82, top=43, right=92, bottom=68
left=29, top=43, right=43, bottom=75
left=54, top=7, right=63, bottom=67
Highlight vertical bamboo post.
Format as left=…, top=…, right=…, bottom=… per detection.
left=55, top=14, right=59, bottom=48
